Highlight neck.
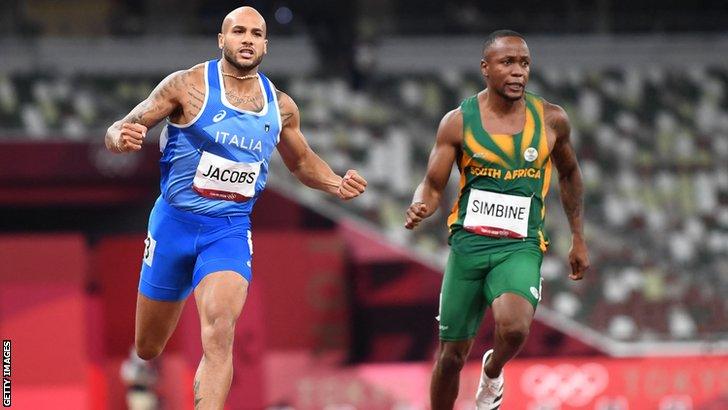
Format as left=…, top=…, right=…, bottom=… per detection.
left=220, top=57, right=258, bottom=78
left=483, top=88, right=523, bottom=115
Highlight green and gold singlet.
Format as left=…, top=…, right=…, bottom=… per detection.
left=447, top=92, right=552, bottom=254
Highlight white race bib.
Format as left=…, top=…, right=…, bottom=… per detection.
left=192, top=151, right=261, bottom=202
left=463, top=189, right=531, bottom=238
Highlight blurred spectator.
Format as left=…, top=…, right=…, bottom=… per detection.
left=120, top=346, right=160, bottom=410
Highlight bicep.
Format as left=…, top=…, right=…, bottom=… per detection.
left=119, top=71, right=184, bottom=128
left=423, top=112, right=460, bottom=190
left=548, top=105, right=579, bottom=176
left=276, top=99, right=310, bottom=171
left=551, top=137, right=579, bottom=177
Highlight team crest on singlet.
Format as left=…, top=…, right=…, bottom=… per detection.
left=524, top=147, right=538, bottom=162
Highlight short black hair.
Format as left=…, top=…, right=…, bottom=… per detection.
left=482, top=29, right=526, bottom=56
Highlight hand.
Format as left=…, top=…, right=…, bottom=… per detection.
left=115, top=123, right=147, bottom=152
left=336, top=170, right=367, bottom=200
left=404, top=202, right=428, bottom=230
left=568, top=237, right=590, bottom=280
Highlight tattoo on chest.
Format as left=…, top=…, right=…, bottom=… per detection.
left=225, top=91, right=264, bottom=112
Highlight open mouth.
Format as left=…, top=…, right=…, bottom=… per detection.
left=239, top=48, right=255, bottom=58
left=506, top=83, right=524, bottom=91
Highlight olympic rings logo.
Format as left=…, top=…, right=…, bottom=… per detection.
left=520, top=363, right=609, bottom=406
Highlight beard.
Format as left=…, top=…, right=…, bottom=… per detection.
left=222, top=46, right=264, bottom=72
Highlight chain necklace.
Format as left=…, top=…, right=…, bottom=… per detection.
left=221, top=72, right=259, bottom=80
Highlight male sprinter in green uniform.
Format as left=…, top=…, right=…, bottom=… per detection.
left=405, top=30, right=590, bottom=409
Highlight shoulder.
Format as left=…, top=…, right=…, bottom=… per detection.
left=436, top=107, right=463, bottom=144
left=178, top=63, right=206, bottom=86
left=154, top=63, right=205, bottom=96
left=542, top=99, right=570, bottom=136
left=171, top=63, right=206, bottom=83
left=542, top=99, right=569, bottom=126
left=441, top=107, right=463, bottom=128
left=274, top=88, right=297, bottom=110
left=165, top=63, right=205, bottom=81
left=274, top=88, right=298, bottom=126
left=186, top=63, right=206, bottom=79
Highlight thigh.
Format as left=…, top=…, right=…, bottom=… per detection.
left=491, top=293, right=535, bottom=329
left=192, top=227, right=253, bottom=289
left=135, top=292, right=186, bottom=345
left=194, top=271, right=249, bottom=325
left=438, top=250, right=489, bottom=341
left=139, top=204, right=197, bottom=301
left=484, top=246, right=543, bottom=309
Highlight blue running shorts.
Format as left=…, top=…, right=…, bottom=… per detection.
left=138, top=197, right=253, bottom=301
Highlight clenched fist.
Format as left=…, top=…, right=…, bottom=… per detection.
left=112, top=122, right=147, bottom=152
left=404, top=202, right=428, bottom=229
left=336, top=170, right=367, bottom=200
left=568, top=237, right=590, bottom=281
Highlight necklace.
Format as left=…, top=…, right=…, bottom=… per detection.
left=221, top=72, right=258, bottom=80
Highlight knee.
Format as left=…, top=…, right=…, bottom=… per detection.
left=201, top=315, right=236, bottom=355
left=437, top=350, right=467, bottom=375
left=135, top=338, right=163, bottom=361
left=497, top=320, right=530, bottom=346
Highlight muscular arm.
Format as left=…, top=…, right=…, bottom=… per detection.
left=275, top=90, right=366, bottom=199
left=405, top=109, right=462, bottom=229
left=105, top=69, right=189, bottom=153
left=548, top=103, right=584, bottom=238
left=547, top=102, right=590, bottom=279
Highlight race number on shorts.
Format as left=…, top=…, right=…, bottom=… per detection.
left=143, top=232, right=156, bottom=267
left=463, top=189, right=531, bottom=238
left=192, top=151, right=261, bottom=202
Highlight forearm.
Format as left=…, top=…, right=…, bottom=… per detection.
left=558, top=168, right=585, bottom=239
left=105, top=121, right=123, bottom=152
left=411, top=179, right=443, bottom=218
left=292, top=151, right=342, bottom=195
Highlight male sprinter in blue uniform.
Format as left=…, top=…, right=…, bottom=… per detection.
left=105, top=7, right=367, bottom=409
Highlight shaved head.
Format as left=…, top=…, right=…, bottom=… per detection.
left=221, top=6, right=266, bottom=36
left=217, top=6, right=269, bottom=73
left=482, top=29, right=525, bottom=59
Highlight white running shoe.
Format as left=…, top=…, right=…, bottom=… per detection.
left=475, top=349, right=504, bottom=410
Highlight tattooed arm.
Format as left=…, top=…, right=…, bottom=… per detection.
left=547, top=102, right=590, bottom=280
left=275, top=90, right=367, bottom=200
left=105, top=68, right=192, bottom=153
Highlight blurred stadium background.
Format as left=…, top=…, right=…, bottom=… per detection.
left=1, top=0, right=728, bottom=409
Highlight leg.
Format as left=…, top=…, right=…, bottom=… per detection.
left=135, top=293, right=186, bottom=360
left=431, top=250, right=489, bottom=409
left=485, top=293, right=534, bottom=378
left=136, top=199, right=197, bottom=359
left=430, top=339, right=474, bottom=410
left=481, top=247, right=542, bottom=378
left=476, top=247, right=541, bottom=408
left=193, top=271, right=248, bottom=410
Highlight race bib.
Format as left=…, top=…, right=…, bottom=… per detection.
left=192, top=151, right=261, bottom=202
left=463, top=189, right=531, bottom=238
